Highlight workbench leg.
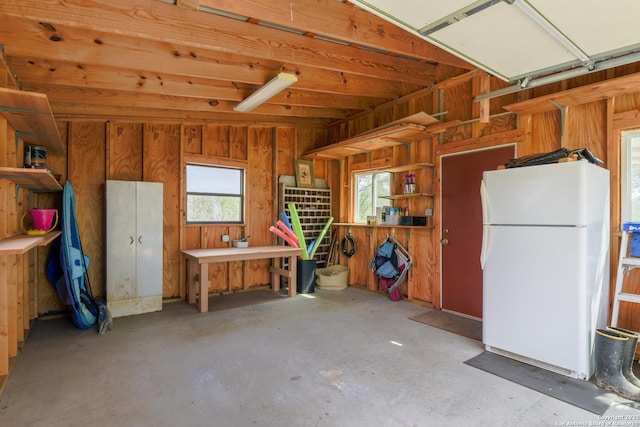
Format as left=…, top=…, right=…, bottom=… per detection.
left=187, top=259, right=198, bottom=305
left=272, top=257, right=281, bottom=293
left=288, top=255, right=297, bottom=298
left=198, top=263, right=209, bottom=313
left=8, top=255, right=17, bottom=357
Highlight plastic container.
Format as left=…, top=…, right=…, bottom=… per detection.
left=232, top=240, right=249, bottom=248
left=316, top=265, right=348, bottom=290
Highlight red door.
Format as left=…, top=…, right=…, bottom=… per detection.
left=440, top=145, right=515, bottom=318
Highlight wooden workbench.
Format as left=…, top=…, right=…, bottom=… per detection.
left=182, top=246, right=301, bottom=312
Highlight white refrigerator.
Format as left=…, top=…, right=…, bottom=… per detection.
left=480, top=160, right=610, bottom=380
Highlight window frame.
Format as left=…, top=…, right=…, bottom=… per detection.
left=352, top=170, right=391, bottom=223
left=185, top=163, right=245, bottom=225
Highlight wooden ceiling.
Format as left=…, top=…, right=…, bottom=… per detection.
left=0, top=0, right=472, bottom=127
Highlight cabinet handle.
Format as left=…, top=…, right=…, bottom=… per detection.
left=138, top=236, right=143, bottom=244
left=129, top=236, right=134, bottom=245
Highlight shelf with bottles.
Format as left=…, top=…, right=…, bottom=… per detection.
left=380, top=192, right=433, bottom=200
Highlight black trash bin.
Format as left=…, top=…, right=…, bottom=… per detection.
left=297, top=259, right=317, bottom=294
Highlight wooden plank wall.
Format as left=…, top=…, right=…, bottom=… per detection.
left=4, top=61, right=640, bottom=351
left=21, top=121, right=326, bottom=316
left=324, top=64, right=640, bottom=332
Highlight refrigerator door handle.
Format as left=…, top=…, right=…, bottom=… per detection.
left=480, top=179, right=488, bottom=225
left=480, top=225, right=489, bottom=269
left=480, top=180, right=489, bottom=269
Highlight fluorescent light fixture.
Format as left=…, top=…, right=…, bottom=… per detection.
left=234, top=72, right=298, bottom=112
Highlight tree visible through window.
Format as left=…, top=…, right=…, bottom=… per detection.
left=186, top=164, right=244, bottom=223
left=622, top=129, right=640, bottom=223
left=354, top=171, right=391, bottom=222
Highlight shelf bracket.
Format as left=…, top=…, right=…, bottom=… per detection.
left=15, top=130, right=54, bottom=151
left=13, top=186, right=56, bottom=207
left=550, top=100, right=567, bottom=136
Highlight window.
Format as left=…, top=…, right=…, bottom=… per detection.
left=354, top=171, right=391, bottom=223
left=622, top=129, right=640, bottom=223
left=186, top=164, right=244, bottom=223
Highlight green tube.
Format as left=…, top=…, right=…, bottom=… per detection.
left=287, top=202, right=308, bottom=260
left=309, top=216, right=334, bottom=259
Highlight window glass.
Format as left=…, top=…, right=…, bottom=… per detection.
left=354, top=171, right=390, bottom=222
left=186, top=164, right=244, bottom=223
left=622, top=129, right=640, bottom=223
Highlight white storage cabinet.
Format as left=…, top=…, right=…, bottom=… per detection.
left=106, top=180, right=163, bottom=317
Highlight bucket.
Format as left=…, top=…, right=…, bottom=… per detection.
left=21, top=209, right=58, bottom=235
left=296, top=259, right=317, bottom=294
left=24, top=145, right=47, bottom=169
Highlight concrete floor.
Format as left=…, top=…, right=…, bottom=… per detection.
left=1, top=286, right=640, bottom=427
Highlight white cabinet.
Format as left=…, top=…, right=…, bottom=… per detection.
left=106, top=180, right=163, bottom=317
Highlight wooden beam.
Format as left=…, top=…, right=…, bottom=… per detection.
left=505, top=71, right=640, bottom=115
left=176, top=0, right=199, bottom=10
left=0, top=0, right=436, bottom=85
left=49, top=102, right=332, bottom=126
left=0, top=20, right=422, bottom=100
left=9, top=56, right=386, bottom=110
left=478, top=73, right=490, bottom=124
left=28, top=83, right=352, bottom=119
left=200, top=0, right=472, bottom=69
left=0, top=45, right=19, bottom=89
left=612, top=109, right=640, bottom=131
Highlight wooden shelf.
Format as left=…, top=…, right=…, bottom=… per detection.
left=302, top=112, right=460, bottom=161
left=380, top=192, right=434, bottom=200
left=0, top=167, right=63, bottom=191
left=0, top=87, right=63, bottom=154
left=303, top=123, right=429, bottom=160
left=333, top=222, right=434, bottom=229
left=384, top=162, right=434, bottom=173
left=302, top=112, right=440, bottom=160
left=0, top=230, right=61, bottom=255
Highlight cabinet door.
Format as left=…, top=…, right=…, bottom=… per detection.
left=106, top=180, right=137, bottom=303
left=135, top=181, right=163, bottom=298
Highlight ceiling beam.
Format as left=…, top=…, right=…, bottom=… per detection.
left=25, top=83, right=354, bottom=119
left=199, top=0, right=472, bottom=69
left=9, top=56, right=386, bottom=110
left=0, top=18, right=424, bottom=101
left=0, top=0, right=437, bottom=85
left=50, top=102, right=331, bottom=126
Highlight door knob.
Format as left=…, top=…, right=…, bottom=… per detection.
left=443, top=228, right=449, bottom=234
left=440, top=238, right=449, bottom=245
